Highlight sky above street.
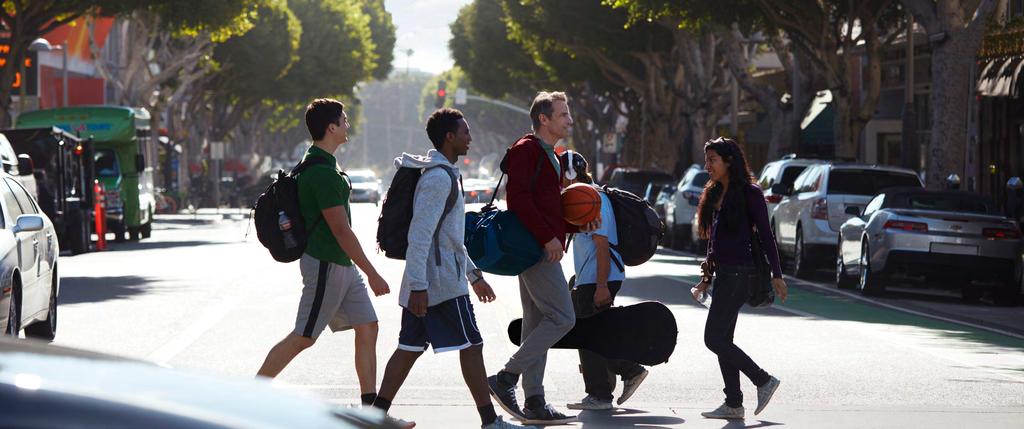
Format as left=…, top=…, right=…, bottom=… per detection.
left=385, top=0, right=473, bottom=75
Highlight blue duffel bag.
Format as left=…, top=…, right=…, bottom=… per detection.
left=464, top=148, right=543, bottom=276
left=465, top=206, right=542, bottom=276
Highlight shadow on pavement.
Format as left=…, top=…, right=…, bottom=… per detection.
left=577, top=408, right=685, bottom=428
left=59, top=276, right=157, bottom=305
left=102, top=240, right=229, bottom=252
left=719, top=420, right=784, bottom=428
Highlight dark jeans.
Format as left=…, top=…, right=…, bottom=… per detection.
left=705, top=265, right=771, bottom=408
left=571, top=281, right=645, bottom=401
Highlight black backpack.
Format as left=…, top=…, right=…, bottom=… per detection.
left=253, top=157, right=335, bottom=262
left=377, top=165, right=459, bottom=260
left=601, top=185, right=664, bottom=266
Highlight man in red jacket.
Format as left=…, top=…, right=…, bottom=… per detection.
left=487, top=91, right=598, bottom=425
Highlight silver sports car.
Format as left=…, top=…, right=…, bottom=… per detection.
left=836, top=187, right=1021, bottom=305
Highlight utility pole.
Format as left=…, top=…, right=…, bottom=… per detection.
left=900, top=12, right=918, bottom=171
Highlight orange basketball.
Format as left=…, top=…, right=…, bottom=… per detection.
left=561, top=183, right=601, bottom=226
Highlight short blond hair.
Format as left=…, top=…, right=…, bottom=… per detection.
left=529, top=91, right=568, bottom=131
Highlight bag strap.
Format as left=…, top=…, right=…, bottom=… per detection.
left=487, top=142, right=548, bottom=208
left=431, top=165, right=460, bottom=265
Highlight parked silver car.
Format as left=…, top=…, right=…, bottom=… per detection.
left=771, top=163, right=923, bottom=278
left=757, top=155, right=820, bottom=216
left=665, top=165, right=709, bottom=250
left=347, top=169, right=382, bottom=205
left=1, top=172, right=59, bottom=340
left=837, top=188, right=1021, bottom=305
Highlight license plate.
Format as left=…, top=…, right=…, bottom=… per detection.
left=929, top=243, right=978, bottom=256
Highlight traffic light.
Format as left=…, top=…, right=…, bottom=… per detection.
left=435, top=81, right=447, bottom=108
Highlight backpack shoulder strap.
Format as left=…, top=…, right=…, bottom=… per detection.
left=429, top=165, right=460, bottom=266
left=291, top=156, right=334, bottom=176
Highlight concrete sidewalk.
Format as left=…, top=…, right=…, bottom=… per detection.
left=382, top=403, right=1024, bottom=429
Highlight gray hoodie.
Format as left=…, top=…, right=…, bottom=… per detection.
left=395, top=150, right=480, bottom=307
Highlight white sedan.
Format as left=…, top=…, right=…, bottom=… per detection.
left=1, top=172, right=59, bottom=340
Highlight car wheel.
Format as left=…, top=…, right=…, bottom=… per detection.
left=836, top=241, right=857, bottom=289
left=858, top=241, right=885, bottom=296
left=112, top=222, right=126, bottom=242
left=5, top=280, right=20, bottom=336
left=793, top=228, right=812, bottom=279
left=673, top=224, right=689, bottom=251
left=662, top=222, right=675, bottom=249
left=960, top=287, right=984, bottom=302
left=25, top=269, right=57, bottom=341
left=992, top=275, right=1020, bottom=306
left=141, top=220, right=152, bottom=239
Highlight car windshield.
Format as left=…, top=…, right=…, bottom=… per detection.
left=779, top=166, right=807, bottom=188
left=691, top=172, right=710, bottom=188
left=827, top=170, right=921, bottom=196
left=94, top=149, right=120, bottom=178
left=616, top=172, right=674, bottom=195
left=891, top=193, right=998, bottom=215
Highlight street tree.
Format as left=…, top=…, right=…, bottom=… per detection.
left=362, top=0, right=396, bottom=80
left=606, top=0, right=823, bottom=160
left=503, top=0, right=733, bottom=169
left=900, top=0, right=1006, bottom=188
left=88, top=1, right=261, bottom=143
left=0, top=0, right=179, bottom=126
left=450, top=0, right=628, bottom=166
left=749, top=0, right=905, bottom=160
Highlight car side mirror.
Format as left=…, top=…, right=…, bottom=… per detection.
left=845, top=206, right=862, bottom=216
left=12, top=214, right=44, bottom=234
left=17, top=154, right=33, bottom=176
left=135, top=154, right=145, bottom=173
left=770, top=183, right=790, bottom=196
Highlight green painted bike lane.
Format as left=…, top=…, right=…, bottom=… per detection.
left=652, top=251, right=1024, bottom=353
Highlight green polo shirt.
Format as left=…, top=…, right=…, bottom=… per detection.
left=297, top=145, right=352, bottom=266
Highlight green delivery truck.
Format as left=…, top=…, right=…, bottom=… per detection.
left=17, top=106, right=156, bottom=242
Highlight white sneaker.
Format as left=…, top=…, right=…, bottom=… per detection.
left=755, top=376, right=780, bottom=415
left=567, top=395, right=613, bottom=410
left=700, top=403, right=744, bottom=420
left=617, top=368, right=649, bottom=405
left=483, top=415, right=536, bottom=428
left=385, top=414, right=416, bottom=428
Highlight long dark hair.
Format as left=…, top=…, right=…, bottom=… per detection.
left=697, top=137, right=756, bottom=240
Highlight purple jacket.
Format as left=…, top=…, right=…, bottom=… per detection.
left=707, top=183, right=784, bottom=279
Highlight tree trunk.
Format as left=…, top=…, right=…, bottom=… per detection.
left=925, top=35, right=976, bottom=188
left=832, top=90, right=856, bottom=160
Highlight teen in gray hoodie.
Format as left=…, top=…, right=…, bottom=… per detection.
left=372, top=108, right=530, bottom=429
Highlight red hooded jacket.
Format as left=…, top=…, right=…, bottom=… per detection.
left=505, top=134, right=577, bottom=248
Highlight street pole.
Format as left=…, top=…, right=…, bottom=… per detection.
left=61, top=42, right=68, bottom=107
left=900, top=12, right=918, bottom=171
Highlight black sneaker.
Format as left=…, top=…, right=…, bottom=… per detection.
left=521, top=403, right=577, bottom=425
left=488, top=373, right=525, bottom=421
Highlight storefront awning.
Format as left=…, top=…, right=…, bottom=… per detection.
left=977, top=57, right=1024, bottom=98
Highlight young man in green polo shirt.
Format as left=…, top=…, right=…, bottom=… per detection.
left=256, top=98, right=391, bottom=408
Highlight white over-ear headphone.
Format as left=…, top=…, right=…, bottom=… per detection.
left=564, top=149, right=577, bottom=181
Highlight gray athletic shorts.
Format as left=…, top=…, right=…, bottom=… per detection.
left=294, top=254, right=378, bottom=339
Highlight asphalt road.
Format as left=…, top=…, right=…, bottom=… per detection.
left=50, top=203, right=1024, bottom=428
